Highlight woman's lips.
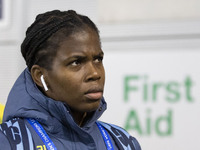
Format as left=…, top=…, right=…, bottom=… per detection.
left=85, top=92, right=103, bottom=100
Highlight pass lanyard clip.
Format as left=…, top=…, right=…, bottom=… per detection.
left=96, top=122, right=115, bottom=150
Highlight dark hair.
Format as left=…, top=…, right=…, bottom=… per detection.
left=21, top=10, right=100, bottom=70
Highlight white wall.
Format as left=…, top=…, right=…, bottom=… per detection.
left=0, top=0, right=25, bottom=104
left=100, top=22, right=200, bottom=150
left=0, top=0, right=200, bottom=150
left=98, top=0, right=200, bottom=22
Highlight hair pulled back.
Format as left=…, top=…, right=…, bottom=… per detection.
left=21, top=10, right=100, bottom=70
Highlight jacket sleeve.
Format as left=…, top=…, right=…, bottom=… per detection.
left=98, top=121, right=142, bottom=150
left=0, top=130, right=12, bottom=150
left=130, top=135, right=141, bottom=150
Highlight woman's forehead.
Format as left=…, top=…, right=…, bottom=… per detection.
left=54, top=29, right=101, bottom=57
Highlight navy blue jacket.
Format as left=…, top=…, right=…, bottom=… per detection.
left=0, top=68, right=141, bottom=150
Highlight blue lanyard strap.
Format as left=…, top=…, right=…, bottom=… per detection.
left=96, top=122, right=115, bottom=150
left=27, top=118, right=57, bottom=150
left=27, top=118, right=113, bottom=150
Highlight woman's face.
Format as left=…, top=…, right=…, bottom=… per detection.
left=44, top=28, right=105, bottom=113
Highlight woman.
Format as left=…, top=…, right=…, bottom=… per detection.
left=0, top=10, right=141, bottom=150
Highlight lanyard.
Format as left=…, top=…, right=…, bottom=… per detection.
left=27, top=118, right=57, bottom=150
left=27, top=118, right=114, bottom=150
left=96, top=122, right=115, bottom=150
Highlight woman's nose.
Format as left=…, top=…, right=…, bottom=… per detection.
left=85, top=62, right=101, bottom=82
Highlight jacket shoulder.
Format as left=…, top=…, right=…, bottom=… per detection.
left=98, top=121, right=141, bottom=150
left=0, top=118, right=34, bottom=150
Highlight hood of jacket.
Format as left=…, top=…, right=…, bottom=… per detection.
left=3, top=68, right=107, bottom=133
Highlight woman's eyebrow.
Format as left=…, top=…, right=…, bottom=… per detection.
left=66, top=53, right=86, bottom=59
left=63, top=51, right=104, bottom=61
left=67, top=55, right=87, bottom=62
left=96, top=51, right=104, bottom=56
left=70, top=55, right=85, bottom=59
left=60, top=55, right=85, bottom=62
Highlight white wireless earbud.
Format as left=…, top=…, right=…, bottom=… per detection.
left=40, top=75, right=48, bottom=91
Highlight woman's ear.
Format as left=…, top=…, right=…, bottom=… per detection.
left=30, top=65, right=44, bottom=88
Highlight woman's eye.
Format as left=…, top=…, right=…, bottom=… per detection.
left=94, top=56, right=103, bottom=63
left=71, top=60, right=80, bottom=66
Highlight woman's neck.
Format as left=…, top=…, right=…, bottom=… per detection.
left=71, top=110, right=87, bottom=127
left=78, top=112, right=87, bottom=126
